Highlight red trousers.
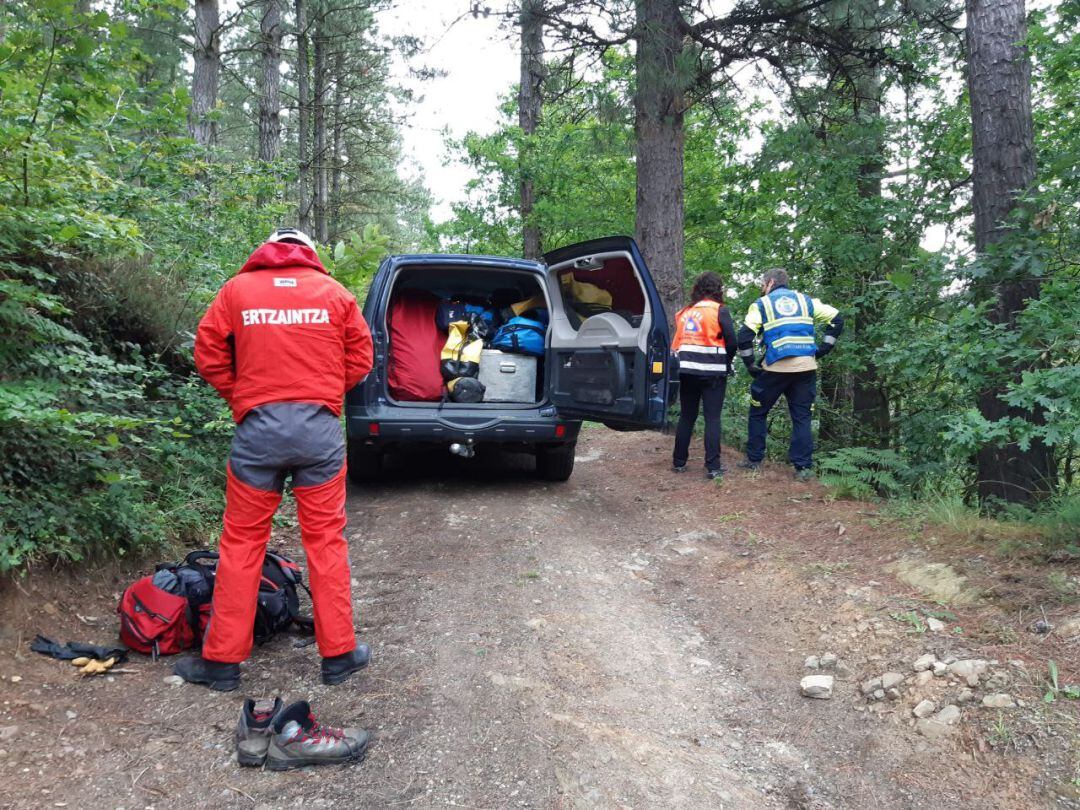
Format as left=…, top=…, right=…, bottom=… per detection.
left=202, top=464, right=356, bottom=663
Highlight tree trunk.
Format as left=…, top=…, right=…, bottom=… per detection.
left=295, top=0, right=312, bottom=232
left=189, top=0, right=220, bottom=147
left=257, top=0, right=282, bottom=162
left=634, top=0, right=686, bottom=324
left=966, top=0, right=1053, bottom=504
left=849, top=7, right=890, bottom=447
left=519, top=0, right=544, bottom=260
left=312, top=13, right=329, bottom=244
left=330, top=48, right=345, bottom=239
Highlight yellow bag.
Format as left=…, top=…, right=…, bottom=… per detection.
left=560, top=274, right=613, bottom=311
left=441, top=321, right=483, bottom=381
left=509, top=294, right=547, bottom=317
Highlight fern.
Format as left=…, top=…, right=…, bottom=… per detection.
left=818, top=447, right=911, bottom=500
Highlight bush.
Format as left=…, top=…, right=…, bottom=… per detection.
left=0, top=244, right=229, bottom=571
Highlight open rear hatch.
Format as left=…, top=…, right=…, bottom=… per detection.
left=543, top=236, right=672, bottom=431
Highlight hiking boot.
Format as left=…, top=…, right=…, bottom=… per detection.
left=706, top=464, right=727, bottom=480
left=265, top=700, right=369, bottom=771
left=321, top=643, right=371, bottom=686
left=173, top=655, right=240, bottom=692
left=794, top=468, right=815, bottom=482
left=672, top=464, right=687, bottom=473
left=236, top=697, right=284, bottom=767
left=736, top=459, right=761, bottom=472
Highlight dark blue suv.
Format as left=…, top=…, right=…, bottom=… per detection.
left=345, top=236, right=673, bottom=483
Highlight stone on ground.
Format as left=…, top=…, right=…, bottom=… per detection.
left=982, top=693, right=1015, bottom=709
left=913, top=653, right=936, bottom=672
left=801, top=675, right=835, bottom=699
left=913, top=700, right=936, bottom=718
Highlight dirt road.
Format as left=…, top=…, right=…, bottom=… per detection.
left=0, top=430, right=1075, bottom=808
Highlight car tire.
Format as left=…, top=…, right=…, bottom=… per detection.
left=347, top=441, right=382, bottom=485
left=536, top=441, right=576, bottom=482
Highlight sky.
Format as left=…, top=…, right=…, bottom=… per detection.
left=379, top=1, right=520, bottom=222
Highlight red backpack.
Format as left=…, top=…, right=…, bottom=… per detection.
left=117, top=576, right=196, bottom=658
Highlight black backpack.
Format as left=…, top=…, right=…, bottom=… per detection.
left=253, top=551, right=315, bottom=643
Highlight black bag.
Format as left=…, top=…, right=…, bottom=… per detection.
left=253, top=551, right=315, bottom=643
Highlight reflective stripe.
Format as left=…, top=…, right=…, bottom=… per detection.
left=678, top=360, right=728, bottom=373
left=824, top=334, right=837, bottom=345
left=738, top=348, right=754, bottom=357
left=772, top=336, right=816, bottom=347
left=677, top=345, right=726, bottom=355
left=761, top=295, right=777, bottom=323
left=761, top=316, right=814, bottom=330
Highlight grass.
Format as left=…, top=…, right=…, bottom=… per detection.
left=889, top=610, right=927, bottom=634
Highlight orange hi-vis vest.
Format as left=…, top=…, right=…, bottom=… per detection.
left=671, top=299, right=727, bottom=375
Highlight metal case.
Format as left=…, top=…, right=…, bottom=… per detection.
left=478, top=349, right=538, bottom=402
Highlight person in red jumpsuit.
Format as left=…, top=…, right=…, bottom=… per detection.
left=175, top=228, right=374, bottom=691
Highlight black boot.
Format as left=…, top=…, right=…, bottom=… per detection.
left=173, top=655, right=241, bottom=692
left=321, top=644, right=371, bottom=686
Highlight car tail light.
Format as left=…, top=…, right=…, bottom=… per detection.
left=554, top=424, right=566, bottom=438
left=368, top=422, right=380, bottom=436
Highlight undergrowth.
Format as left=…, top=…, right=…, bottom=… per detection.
left=0, top=234, right=229, bottom=571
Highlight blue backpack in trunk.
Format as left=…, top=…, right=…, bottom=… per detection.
left=490, top=312, right=547, bottom=357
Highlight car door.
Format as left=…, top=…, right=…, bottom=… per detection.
left=542, top=236, right=671, bottom=430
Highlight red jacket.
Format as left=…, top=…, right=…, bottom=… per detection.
left=195, top=242, right=373, bottom=422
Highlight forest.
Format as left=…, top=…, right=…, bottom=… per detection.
left=0, top=0, right=1077, bottom=571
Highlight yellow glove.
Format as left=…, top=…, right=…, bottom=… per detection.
left=71, top=656, right=116, bottom=676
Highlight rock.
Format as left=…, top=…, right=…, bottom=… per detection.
left=525, top=618, right=547, bottom=630
left=0, top=726, right=16, bottom=741
left=886, top=688, right=902, bottom=701
left=947, top=659, right=989, bottom=682
left=926, top=617, right=945, bottom=633
left=913, top=699, right=936, bottom=718
left=913, top=654, right=937, bottom=672
left=935, top=704, right=961, bottom=725
left=915, top=719, right=954, bottom=741
left=915, top=671, right=934, bottom=687
left=889, top=559, right=979, bottom=605
left=163, top=675, right=185, bottom=687
left=881, top=672, right=905, bottom=690
left=819, top=653, right=838, bottom=669
left=1033, top=619, right=1053, bottom=634
left=860, top=676, right=883, bottom=695
left=8, top=675, right=21, bottom=684
left=957, top=688, right=976, bottom=704
left=804, top=655, right=820, bottom=670
left=872, top=689, right=886, bottom=701
left=986, top=670, right=1009, bottom=691
left=932, top=661, right=948, bottom=677
left=800, top=675, right=834, bottom=699
left=982, top=693, right=1015, bottom=709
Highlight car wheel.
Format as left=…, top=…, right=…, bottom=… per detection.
left=347, top=440, right=382, bottom=485
left=536, top=441, right=576, bottom=482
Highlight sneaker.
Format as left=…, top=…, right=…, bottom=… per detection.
left=236, top=697, right=284, bottom=767
left=672, top=464, right=687, bottom=473
left=794, top=468, right=815, bottom=482
left=706, top=464, right=727, bottom=480
left=265, top=700, right=369, bottom=771
left=321, top=644, right=371, bottom=686
left=173, top=656, right=240, bottom=692
left=736, top=460, right=761, bottom=472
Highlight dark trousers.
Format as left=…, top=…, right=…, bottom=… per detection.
left=746, top=370, right=817, bottom=470
left=673, top=373, right=728, bottom=472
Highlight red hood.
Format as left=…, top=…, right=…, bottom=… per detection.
left=239, top=242, right=328, bottom=275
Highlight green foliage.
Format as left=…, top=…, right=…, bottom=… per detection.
left=321, top=224, right=391, bottom=299
left=818, top=447, right=910, bottom=500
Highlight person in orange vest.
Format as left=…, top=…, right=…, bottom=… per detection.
left=671, top=272, right=738, bottom=479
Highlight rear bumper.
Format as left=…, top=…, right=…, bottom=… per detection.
left=345, top=403, right=581, bottom=447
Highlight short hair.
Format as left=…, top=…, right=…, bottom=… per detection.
left=690, top=271, right=725, bottom=303
left=761, top=268, right=789, bottom=288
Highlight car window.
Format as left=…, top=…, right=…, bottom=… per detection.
left=556, top=256, right=646, bottom=329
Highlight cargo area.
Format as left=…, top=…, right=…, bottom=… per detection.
left=384, top=265, right=549, bottom=407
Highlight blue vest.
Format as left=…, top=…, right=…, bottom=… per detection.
left=756, top=288, right=816, bottom=366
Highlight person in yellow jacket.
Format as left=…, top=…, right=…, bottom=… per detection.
left=736, top=268, right=844, bottom=481
left=670, top=272, right=738, bottom=479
